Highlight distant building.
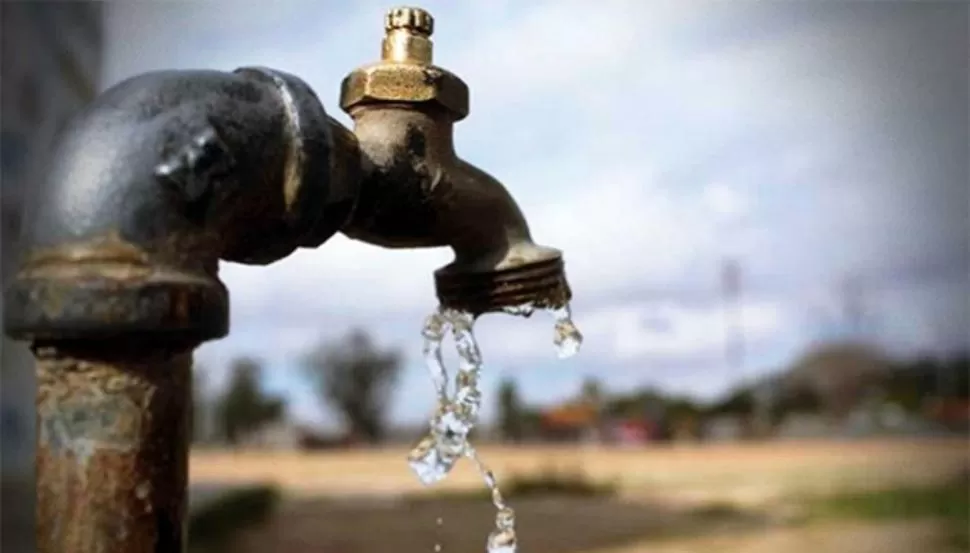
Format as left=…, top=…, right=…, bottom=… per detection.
left=605, top=419, right=659, bottom=446
left=926, top=399, right=970, bottom=432
left=1, top=2, right=105, bottom=477
left=539, top=400, right=600, bottom=442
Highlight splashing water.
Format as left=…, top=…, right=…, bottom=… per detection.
left=409, top=301, right=583, bottom=553
left=408, top=308, right=482, bottom=485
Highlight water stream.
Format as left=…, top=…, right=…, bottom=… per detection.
left=408, top=302, right=583, bottom=553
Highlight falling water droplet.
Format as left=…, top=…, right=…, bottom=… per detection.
left=422, top=309, right=450, bottom=400
left=486, top=527, right=518, bottom=553
left=502, top=302, right=535, bottom=318
left=434, top=516, right=444, bottom=552
left=551, top=304, right=583, bottom=359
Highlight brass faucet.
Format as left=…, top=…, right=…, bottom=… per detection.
left=338, top=6, right=571, bottom=314
left=3, top=7, right=573, bottom=553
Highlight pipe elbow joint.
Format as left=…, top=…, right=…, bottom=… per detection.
left=4, top=67, right=359, bottom=344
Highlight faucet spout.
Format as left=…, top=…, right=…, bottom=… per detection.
left=338, top=6, right=572, bottom=315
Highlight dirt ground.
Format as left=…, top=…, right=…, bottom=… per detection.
left=598, top=520, right=960, bottom=553
left=232, top=496, right=962, bottom=553
left=191, top=438, right=968, bottom=502
left=191, top=438, right=969, bottom=553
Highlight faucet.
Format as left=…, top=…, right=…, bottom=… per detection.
left=3, top=6, right=572, bottom=553
left=339, top=7, right=571, bottom=314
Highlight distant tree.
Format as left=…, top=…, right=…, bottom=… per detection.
left=302, top=329, right=402, bottom=444
left=217, top=357, right=286, bottom=445
left=884, top=353, right=970, bottom=411
left=496, top=377, right=524, bottom=442
left=580, top=376, right=604, bottom=407
left=604, top=388, right=667, bottom=420
left=770, top=384, right=823, bottom=424
left=707, top=388, right=755, bottom=417
left=786, top=342, right=889, bottom=422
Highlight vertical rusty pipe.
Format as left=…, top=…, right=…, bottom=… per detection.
left=34, top=341, right=192, bottom=553
left=3, top=66, right=357, bottom=552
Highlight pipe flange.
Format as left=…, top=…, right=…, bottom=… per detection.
left=3, top=236, right=228, bottom=343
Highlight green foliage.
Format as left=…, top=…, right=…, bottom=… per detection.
left=769, top=385, right=822, bottom=423
left=412, top=466, right=617, bottom=503
left=809, top=472, right=970, bottom=550
left=602, top=388, right=667, bottom=419
left=217, top=358, right=286, bottom=445
left=708, top=387, right=755, bottom=416
left=302, top=329, right=402, bottom=443
left=188, top=485, right=280, bottom=552
left=503, top=466, right=618, bottom=498
left=686, top=501, right=750, bottom=521
left=666, top=397, right=703, bottom=420
left=884, top=355, right=970, bottom=410
left=580, top=376, right=604, bottom=405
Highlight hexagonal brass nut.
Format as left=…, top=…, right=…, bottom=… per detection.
left=339, top=63, right=469, bottom=120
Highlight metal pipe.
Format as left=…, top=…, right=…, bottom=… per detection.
left=35, top=341, right=192, bottom=552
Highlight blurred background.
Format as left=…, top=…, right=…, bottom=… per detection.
left=1, top=1, right=967, bottom=552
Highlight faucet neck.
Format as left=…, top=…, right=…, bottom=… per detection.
left=350, top=105, right=455, bottom=166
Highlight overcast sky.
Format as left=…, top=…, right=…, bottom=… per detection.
left=102, top=0, right=968, bottom=427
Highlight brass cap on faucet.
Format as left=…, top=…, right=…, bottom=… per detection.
left=339, top=6, right=469, bottom=120
left=383, top=6, right=434, bottom=63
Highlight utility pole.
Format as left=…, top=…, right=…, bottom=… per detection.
left=841, top=275, right=865, bottom=339
left=722, top=258, right=744, bottom=379
left=722, top=258, right=767, bottom=436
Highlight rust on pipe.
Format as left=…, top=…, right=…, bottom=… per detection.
left=34, top=342, right=191, bottom=553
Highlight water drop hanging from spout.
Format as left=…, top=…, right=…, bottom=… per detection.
left=551, top=304, right=583, bottom=359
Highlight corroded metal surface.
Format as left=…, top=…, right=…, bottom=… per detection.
left=35, top=344, right=191, bottom=553
left=5, top=233, right=228, bottom=342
